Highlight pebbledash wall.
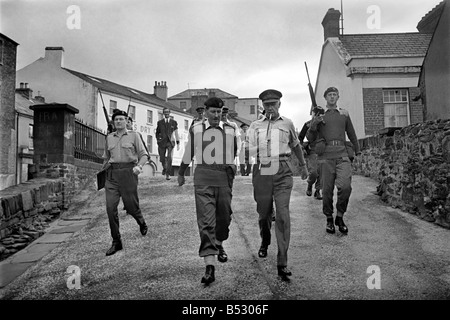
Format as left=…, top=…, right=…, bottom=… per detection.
left=0, top=103, right=101, bottom=241
left=353, top=118, right=450, bottom=229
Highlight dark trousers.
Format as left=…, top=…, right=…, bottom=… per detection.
left=252, top=161, right=293, bottom=267
left=307, top=153, right=321, bottom=190
left=158, top=142, right=174, bottom=174
left=105, top=167, right=146, bottom=243
left=194, top=185, right=233, bottom=257
left=240, top=163, right=252, bottom=176
left=320, top=158, right=352, bottom=217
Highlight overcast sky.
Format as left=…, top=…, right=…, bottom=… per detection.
left=0, top=0, right=440, bottom=129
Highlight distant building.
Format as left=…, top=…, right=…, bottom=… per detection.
left=235, top=98, right=262, bottom=122
left=0, top=33, right=19, bottom=190
left=14, top=85, right=42, bottom=184
left=16, top=47, right=193, bottom=175
left=168, top=88, right=238, bottom=115
left=315, top=8, right=432, bottom=138
left=418, top=0, right=450, bottom=120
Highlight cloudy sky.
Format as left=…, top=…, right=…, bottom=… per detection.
left=0, top=0, right=440, bottom=129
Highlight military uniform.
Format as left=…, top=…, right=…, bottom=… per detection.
left=178, top=97, right=238, bottom=284
left=248, top=89, right=307, bottom=278
left=299, top=120, right=322, bottom=198
left=103, top=111, right=149, bottom=255
left=306, top=87, right=360, bottom=234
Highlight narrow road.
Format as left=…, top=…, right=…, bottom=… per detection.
left=1, top=174, right=449, bottom=300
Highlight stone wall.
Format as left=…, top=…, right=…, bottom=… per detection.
left=353, top=119, right=450, bottom=229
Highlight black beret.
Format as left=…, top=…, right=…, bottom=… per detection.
left=259, top=89, right=282, bottom=102
left=240, top=123, right=249, bottom=128
left=112, top=109, right=128, bottom=120
left=221, top=107, right=229, bottom=114
left=323, top=87, right=339, bottom=97
left=204, top=97, right=224, bottom=109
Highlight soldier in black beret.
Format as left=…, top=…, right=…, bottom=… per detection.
left=178, top=96, right=238, bottom=285
left=190, top=105, right=205, bottom=128
left=102, top=109, right=149, bottom=256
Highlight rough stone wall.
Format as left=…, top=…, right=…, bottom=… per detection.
left=353, top=118, right=450, bottom=229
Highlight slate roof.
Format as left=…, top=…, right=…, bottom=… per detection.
left=168, top=88, right=238, bottom=100
left=15, top=93, right=37, bottom=116
left=338, top=33, right=432, bottom=59
left=63, top=68, right=189, bottom=115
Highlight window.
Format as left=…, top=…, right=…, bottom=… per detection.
left=250, top=105, right=255, bottom=115
left=147, top=135, right=153, bottom=153
left=28, top=124, right=34, bottom=150
left=109, top=100, right=117, bottom=115
left=147, top=110, right=153, bottom=124
left=128, top=105, right=136, bottom=120
left=184, top=119, right=189, bottom=131
left=383, top=89, right=409, bottom=127
left=180, top=101, right=187, bottom=109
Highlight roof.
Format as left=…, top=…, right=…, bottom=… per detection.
left=15, top=93, right=38, bottom=116
left=63, top=68, right=190, bottom=115
left=0, top=33, right=19, bottom=46
left=417, top=1, right=445, bottom=32
left=333, top=33, right=432, bottom=63
left=168, top=88, right=238, bottom=100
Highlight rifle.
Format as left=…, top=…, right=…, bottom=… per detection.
left=127, top=94, right=150, bottom=157
left=304, top=62, right=324, bottom=117
left=99, top=89, right=114, bottom=134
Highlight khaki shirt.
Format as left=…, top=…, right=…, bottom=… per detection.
left=103, top=130, right=149, bottom=163
left=248, top=115, right=299, bottom=163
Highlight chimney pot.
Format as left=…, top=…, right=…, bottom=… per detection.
left=20, top=82, right=24, bottom=88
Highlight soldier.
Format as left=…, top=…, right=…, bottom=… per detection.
left=298, top=107, right=324, bottom=200
left=248, top=89, right=308, bottom=281
left=239, top=123, right=252, bottom=176
left=306, top=87, right=360, bottom=234
left=102, top=109, right=149, bottom=256
left=178, top=97, right=238, bottom=285
left=190, top=105, right=205, bottom=128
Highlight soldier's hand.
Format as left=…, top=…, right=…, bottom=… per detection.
left=133, top=166, right=142, bottom=175
left=310, top=115, right=325, bottom=130
left=300, top=165, right=308, bottom=180
left=178, top=174, right=185, bottom=186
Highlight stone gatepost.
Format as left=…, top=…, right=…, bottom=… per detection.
left=29, top=103, right=79, bottom=208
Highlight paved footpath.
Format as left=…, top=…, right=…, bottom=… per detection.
left=1, top=174, right=450, bottom=301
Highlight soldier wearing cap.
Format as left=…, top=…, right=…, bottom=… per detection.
left=239, top=122, right=252, bottom=176
left=102, top=109, right=149, bottom=256
left=190, top=105, right=205, bottom=128
left=248, top=89, right=308, bottom=280
left=221, top=107, right=241, bottom=164
left=178, top=97, right=238, bottom=285
left=306, top=87, right=360, bottom=235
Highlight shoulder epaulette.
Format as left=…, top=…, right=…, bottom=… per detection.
left=339, top=108, right=350, bottom=117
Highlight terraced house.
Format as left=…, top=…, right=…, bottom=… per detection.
left=16, top=47, right=193, bottom=176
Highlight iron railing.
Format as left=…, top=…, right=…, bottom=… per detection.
left=74, top=118, right=106, bottom=164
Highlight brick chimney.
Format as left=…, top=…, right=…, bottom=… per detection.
left=16, top=82, right=33, bottom=99
left=154, top=81, right=168, bottom=101
left=35, top=91, right=46, bottom=103
left=322, top=8, right=341, bottom=41
left=44, top=47, right=64, bottom=67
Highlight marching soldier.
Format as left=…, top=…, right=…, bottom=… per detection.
left=306, top=87, right=360, bottom=234
left=178, top=97, right=238, bottom=285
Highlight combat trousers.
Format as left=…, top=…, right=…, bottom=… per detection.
left=252, top=160, right=293, bottom=267
left=307, top=153, right=321, bottom=190
left=195, top=185, right=233, bottom=257
left=320, top=157, right=352, bottom=217
left=158, top=142, right=174, bottom=175
left=105, top=165, right=146, bottom=244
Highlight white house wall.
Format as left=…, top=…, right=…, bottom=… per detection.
left=96, top=91, right=192, bottom=167
left=315, top=42, right=366, bottom=139
left=16, top=60, right=96, bottom=123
